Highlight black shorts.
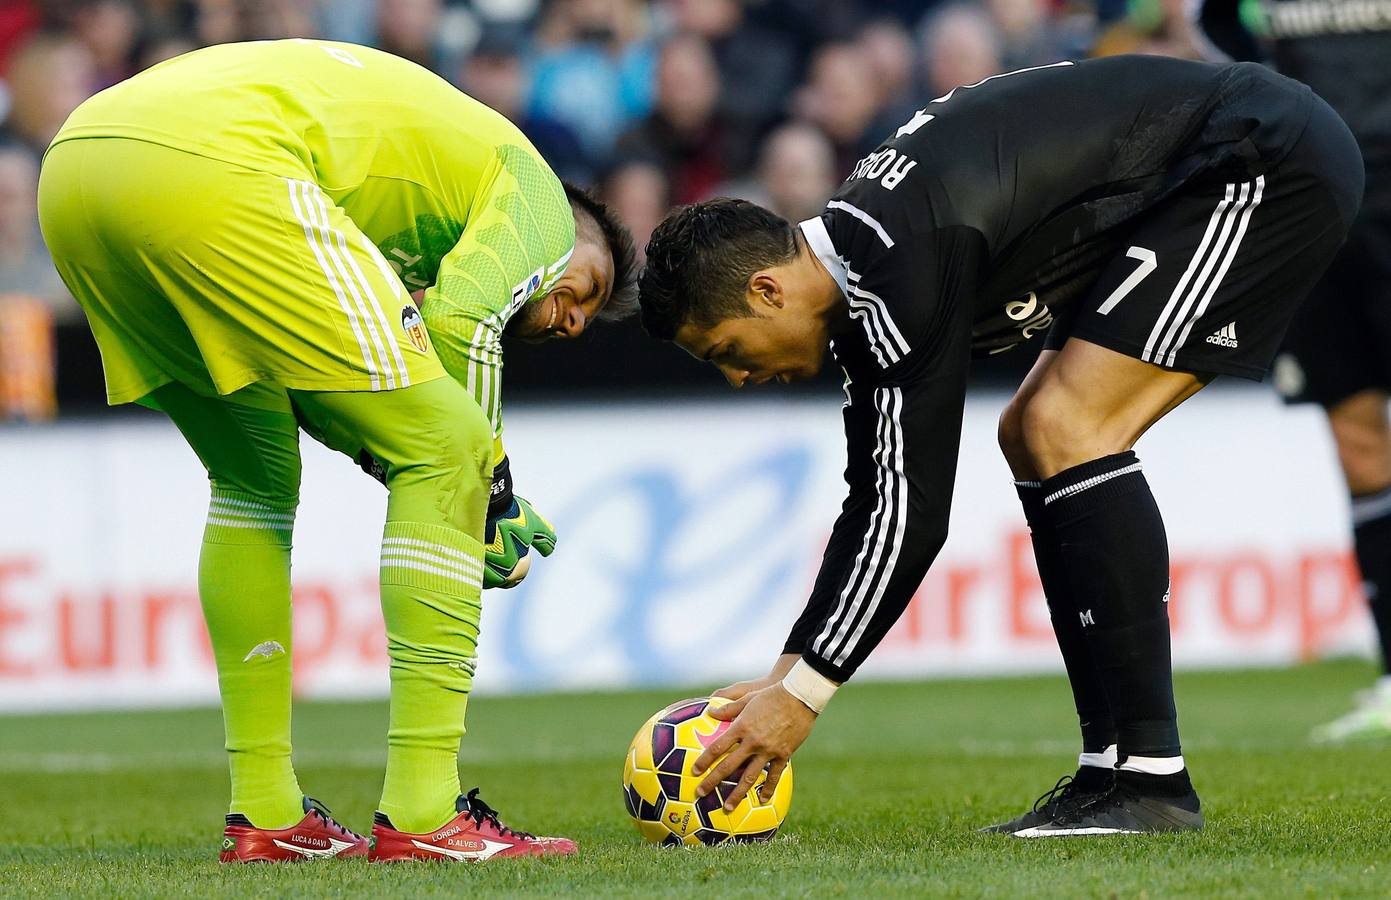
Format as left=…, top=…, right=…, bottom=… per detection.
left=1044, top=95, right=1364, bottom=381
left=1272, top=193, right=1391, bottom=407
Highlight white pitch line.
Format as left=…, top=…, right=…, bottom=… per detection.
left=0, top=744, right=609, bottom=774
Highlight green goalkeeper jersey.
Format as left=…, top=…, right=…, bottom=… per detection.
left=53, top=39, right=575, bottom=459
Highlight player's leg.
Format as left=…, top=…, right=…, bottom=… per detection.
left=41, top=137, right=307, bottom=830
left=985, top=345, right=1120, bottom=834
left=38, top=136, right=378, bottom=859
left=293, top=378, right=576, bottom=859
left=1020, top=336, right=1210, bottom=767
left=1318, top=390, right=1391, bottom=741
left=1327, top=390, right=1391, bottom=682
left=148, top=382, right=307, bottom=829
left=1277, top=208, right=1391, bottom=742
left=292, top=382, right=486, bottom=832
left=153, top=382, right=370, bottom=861
left=1006, top=96, right=1361, bottom=837
left=1004, top=340, right=1212, bottom=840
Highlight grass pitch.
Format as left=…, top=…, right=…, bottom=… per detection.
left=2, top=660, right=1388, bottom=898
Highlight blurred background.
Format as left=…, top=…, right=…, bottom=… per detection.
left=0, top=0, right=1219, bottom=416
left=0, top=0, right=1376, bottom=712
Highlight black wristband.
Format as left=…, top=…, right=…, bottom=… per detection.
left=488, top=455, right=514, bottom=520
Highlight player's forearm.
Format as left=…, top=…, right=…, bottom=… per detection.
left=784, top=445, right=954, bottom=684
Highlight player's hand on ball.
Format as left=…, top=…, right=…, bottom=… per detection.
left=692, top=681, right=816, bottom=811
left=712, top=653, right=801, bottom=701
left=483, top=496, right=556, bottom=589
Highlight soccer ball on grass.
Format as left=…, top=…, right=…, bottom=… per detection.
left=622, top=696, right=793, bottom=846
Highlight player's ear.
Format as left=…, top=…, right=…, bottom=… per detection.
left=749, top=271, right=784, bottom=311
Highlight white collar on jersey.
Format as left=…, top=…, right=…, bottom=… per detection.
left=798, top=216, right=849, bottom=299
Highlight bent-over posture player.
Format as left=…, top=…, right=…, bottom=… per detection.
left=638, top=55, right=1362, bottom=835
left=40, top=39, right=635, bottom=861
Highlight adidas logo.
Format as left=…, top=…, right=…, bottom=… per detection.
left=1206, top=322, right=1239, bottom=348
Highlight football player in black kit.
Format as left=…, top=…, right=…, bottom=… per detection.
left=1198, top=0, right=1391, bottom=743
left=637, top=56, right=1364, bottom=835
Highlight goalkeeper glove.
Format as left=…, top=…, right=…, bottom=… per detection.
left=484, top=457, right=556, bottom=589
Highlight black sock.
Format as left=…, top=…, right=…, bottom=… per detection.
left=1116, top=769, right=1198, bottom=806
left=1351, top=487, right=1391, bottom=674
left=1040, top=451, right=1180, bottom=758
left=1016, top=482, right=1117, bottom=753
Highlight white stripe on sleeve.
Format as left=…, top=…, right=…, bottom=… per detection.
left=828, top=387, right=908, bottom=666
left=811, top=386, right=906, bottom=665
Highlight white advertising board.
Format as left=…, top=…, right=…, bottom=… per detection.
left=0, top=386, right=1372, bottom=711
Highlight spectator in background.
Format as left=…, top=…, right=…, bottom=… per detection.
left=791, top=41, right=883, bottom=168
left=615, top=33, right=733, bottom=205
left=460, top=26, right=592, bottom=184
left=2, top=32, right=96, bottom=157
left=753, top=121, right=838, bottom=223
left=743, top=0, right=874, bottom=69
left=0, top=143, right=66, bottom=309
left=133, top=28, right=197, bottom=70
left=71, top=0, right=142, bottom=88
left=856, top=18, right=922, bottom=154
left=601, top=157, right=669, bottom=262
left=0, top=1, right=42, bottom=73
left=1094, top=0, right=1205, bottom=59
left=662, top=0, right=797, bottom=132
left=528, top=0, right=655, bottom=161
left=374, top=0, right=442, bottom=70
left=0, top=140, right=60, bottom=421
left=987, top=0, right=1072, bottom=68
left=921, top=4, right=1004, bottom=98
left=191, top=0, right=317, bottom=43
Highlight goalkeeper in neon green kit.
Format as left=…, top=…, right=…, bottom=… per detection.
left=38, top=39, right=636, bottom=863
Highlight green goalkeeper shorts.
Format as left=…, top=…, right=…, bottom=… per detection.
left=38, top=137, right=447, bottom=405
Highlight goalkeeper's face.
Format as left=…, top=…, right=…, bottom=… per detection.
left=509, top=234, right=616, bottom=342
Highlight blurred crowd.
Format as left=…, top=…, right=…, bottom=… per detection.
left=0, top=0, right=1219, bottom=417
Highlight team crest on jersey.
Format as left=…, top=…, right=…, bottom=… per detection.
left=401, top=305, right=428, bottom=353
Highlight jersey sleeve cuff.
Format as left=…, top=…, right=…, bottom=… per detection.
left=782, top=657, right=842, bottom=714
left=799, top=650, right=853, bottom=684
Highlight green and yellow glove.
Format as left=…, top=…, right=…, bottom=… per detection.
left=484, top=457, right=557, bottom=589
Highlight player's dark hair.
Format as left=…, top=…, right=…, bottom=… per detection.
left=563, top=181, right=639, bottom=323
left=639, top=199, right=798, bottom=341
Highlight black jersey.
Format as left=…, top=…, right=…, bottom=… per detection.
left=1198, top=0, right=1391, bottom=187
left=784, top=56, right=1317, bottom=682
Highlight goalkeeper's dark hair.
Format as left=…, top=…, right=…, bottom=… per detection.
left=639, top=198, right=798, bottom=341
left=563, top=181, right=639, bottom=323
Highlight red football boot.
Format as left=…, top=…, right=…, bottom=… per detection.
left=369, top=787, right=578, bottom=862
left=220, top=796, right=368, bottom=862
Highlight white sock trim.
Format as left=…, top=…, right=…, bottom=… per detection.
left=1118, top=754, right=1185, bottom=776
left=1078, top=744, right=1118, bottom=769
left=1043, top=462, right=1143, bottom=505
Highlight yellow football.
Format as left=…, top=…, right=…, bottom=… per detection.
left=622, top=696, right=794, bottom=846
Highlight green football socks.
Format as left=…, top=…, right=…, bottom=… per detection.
left=375, top=521, right=486, bottom=832
left=200, top=485, right=305, bottom=829
left=159, top=376, right=493, bottom=835
left=295, top=377, right=493, bottom=834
